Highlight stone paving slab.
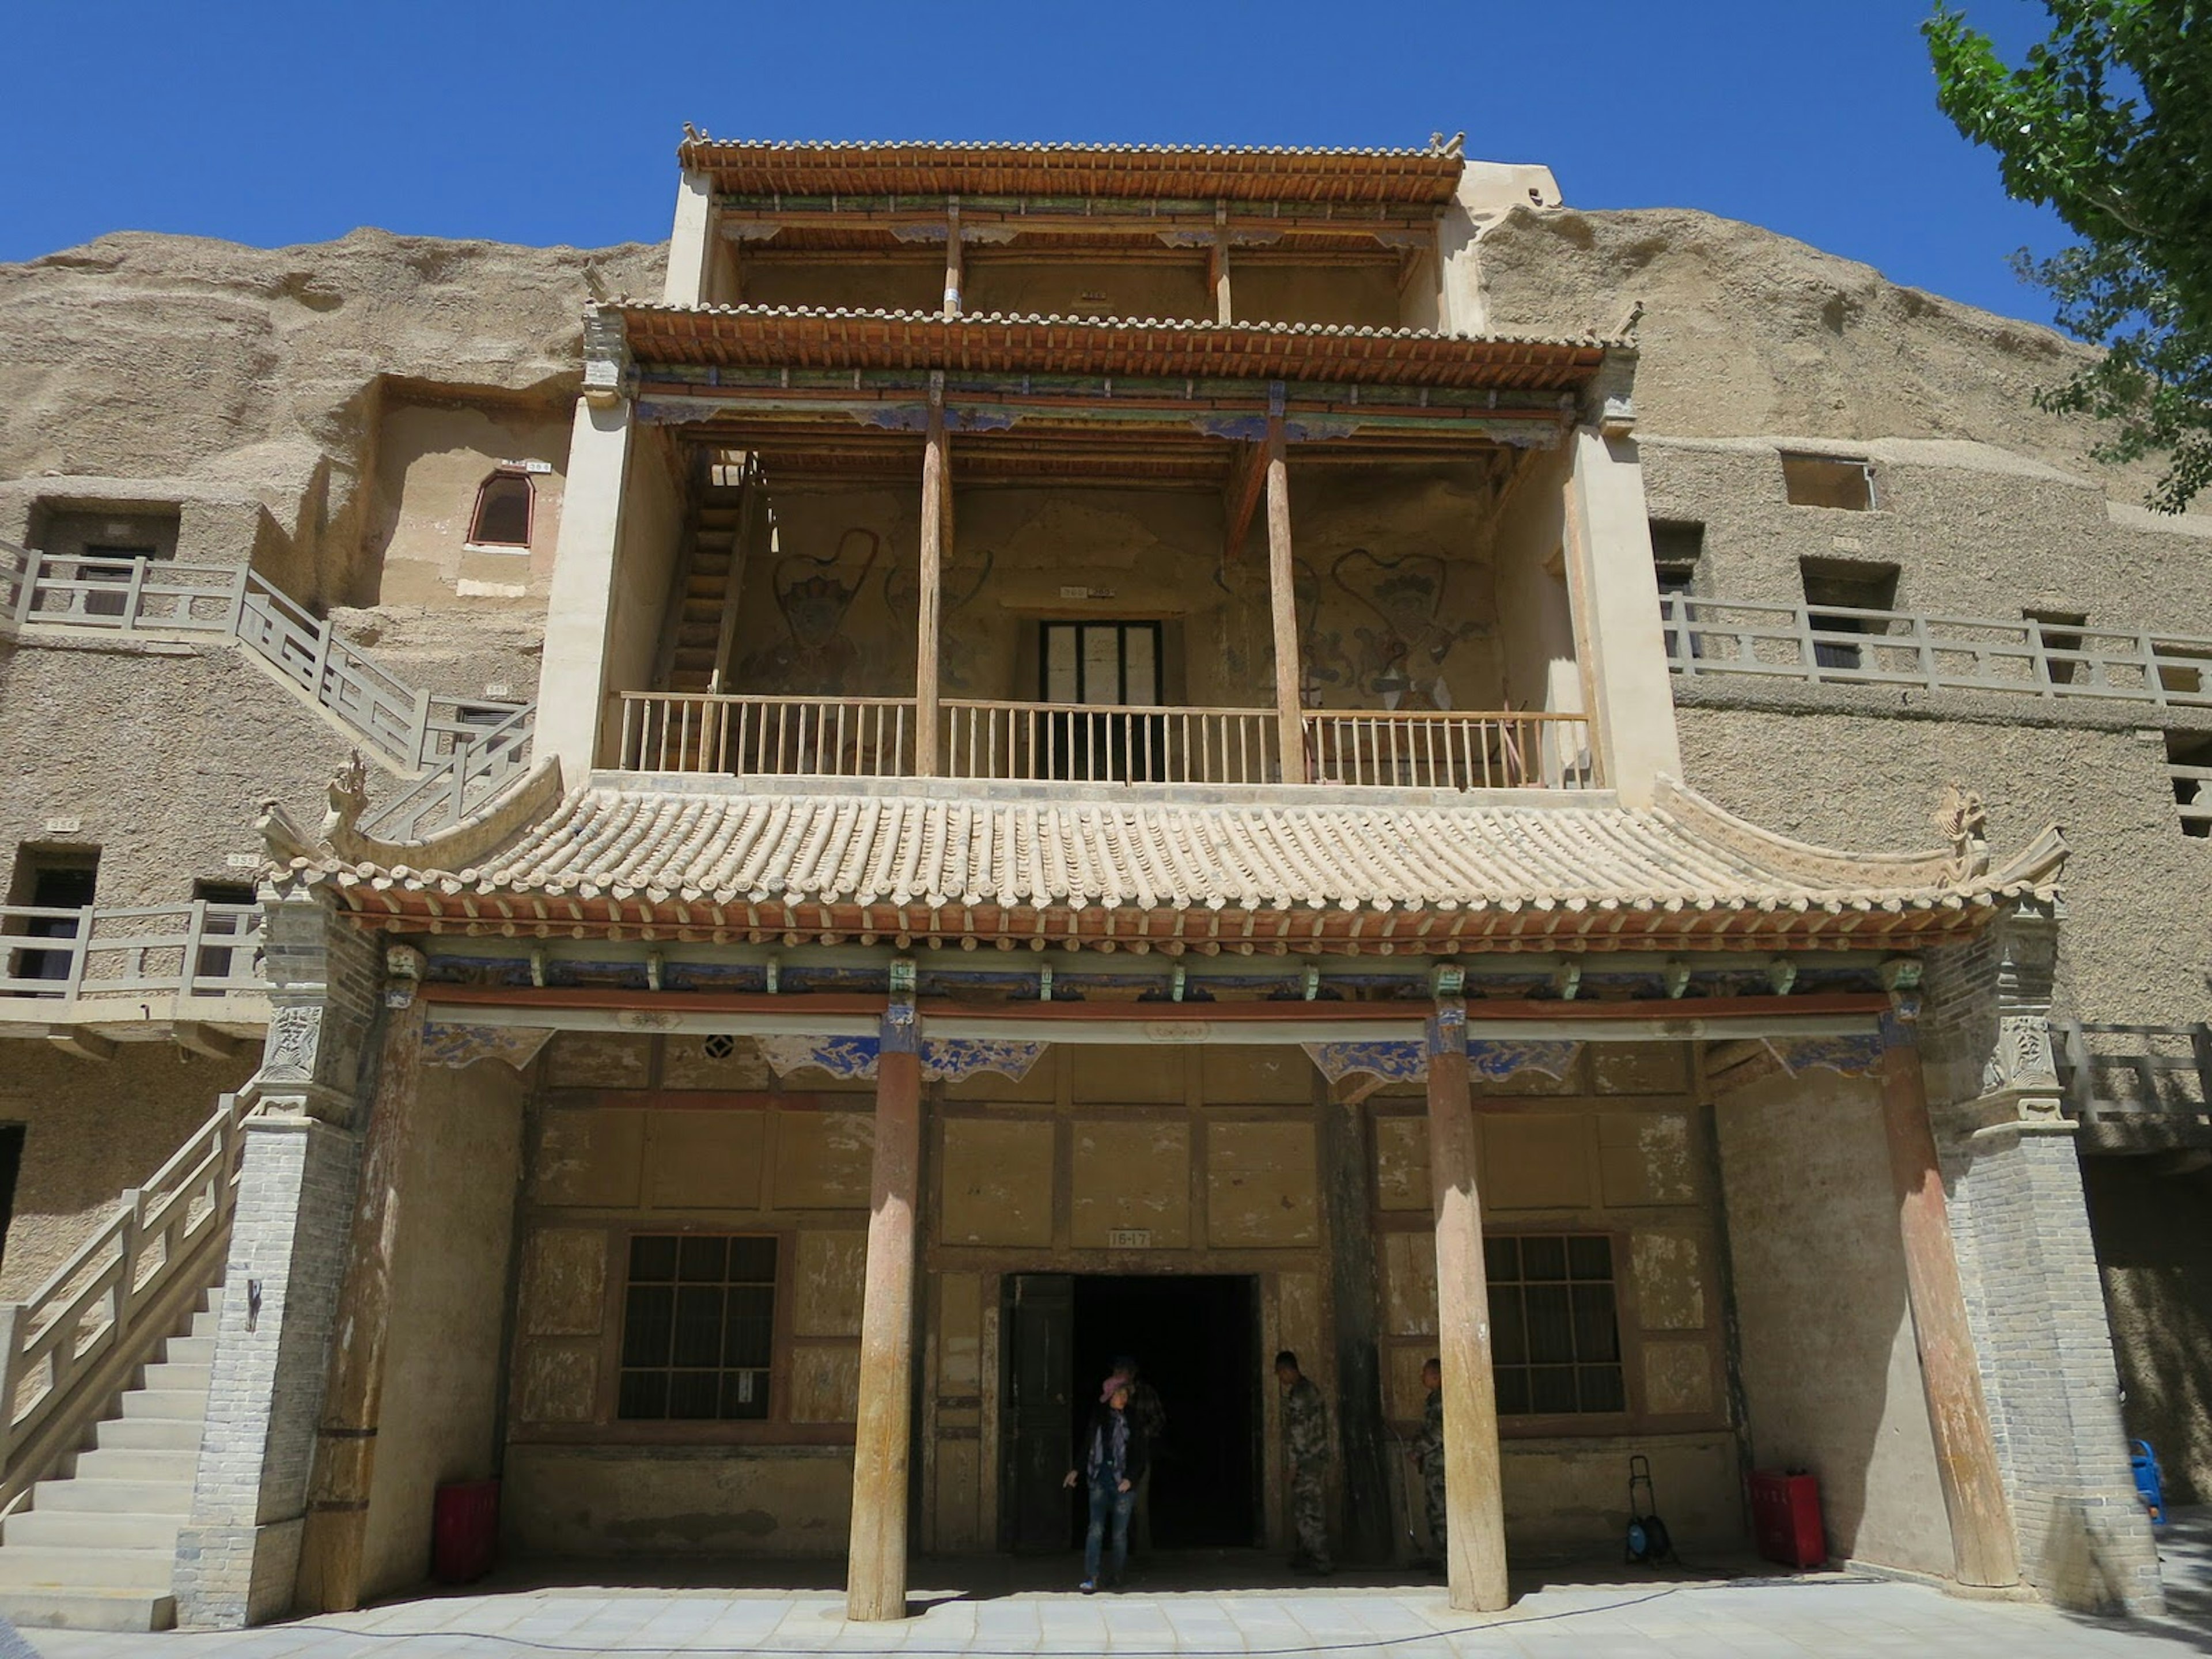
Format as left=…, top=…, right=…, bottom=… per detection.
left=14, top=1575, right=2212, bottom=1659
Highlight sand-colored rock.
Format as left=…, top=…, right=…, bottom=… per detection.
left=1474, top=204, right=2180, bottom=499
left=0, top=228, right=662, bottom=603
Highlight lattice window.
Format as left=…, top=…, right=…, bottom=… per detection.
left=1486, top=1233, right=1626, bottom=1416
left=617, top=1234, right=777, bottom=1420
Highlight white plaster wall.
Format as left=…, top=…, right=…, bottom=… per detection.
left=359, top=1060, right=527, bottom=1600
left=1714, top=1067, right=1955, bottom=1575
left=601, top=427, right=688, bottom=717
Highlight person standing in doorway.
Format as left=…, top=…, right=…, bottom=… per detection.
left=1273, top=1350, right=1332, bottom=1573
left=1412, top=1356, right=1446, bottom=1568
left=1112, top=1354, right=1168, bottom=1556
left=1063, top=1370, right=1150, bottom=1593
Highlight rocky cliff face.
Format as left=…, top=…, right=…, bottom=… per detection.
left=0, top=204, right=2169, bottom=587
left=1475, top=204, right=2135, bottom=484
left=0, top=228, right=663, bottom=595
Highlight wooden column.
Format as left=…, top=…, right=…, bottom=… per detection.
left=914, top=387, right=948, bottom=775
left=1319, top=1070, right=1392, bottom=1562
left=294, top=969, right=427, bottom=1614
left=1878, top=1008, right=2022, bottom=1589
left=1263, top=412, right=1304, bottom=783
left=942, top=199, right=963, bottom=317
left=1210, top=202, right=1233, bottom=322
left=847, top=987, right=925, bottom=1621
left=1425, top=1001, right=1510, bottom=1612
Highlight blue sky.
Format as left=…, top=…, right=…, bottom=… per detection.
left=1, top=1, right=2069, bottom=328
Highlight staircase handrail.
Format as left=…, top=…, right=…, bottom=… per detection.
left=0, top=1092, right=248, bottom=1514
left=6, top=542, right=541, bottom=837
left=357, top=703, right=537, bottom=842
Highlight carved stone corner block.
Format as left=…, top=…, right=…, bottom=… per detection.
left=248, top=1084, right=358, bottom=1130
left=1943, top=1085, right=2078, bottom=1150
left=259, top=1002, right=325, bottom=1085
left=1982, top=1013, right=2063, bottom=1097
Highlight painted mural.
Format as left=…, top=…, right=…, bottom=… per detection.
left=736, top=526, right=882, bottom=695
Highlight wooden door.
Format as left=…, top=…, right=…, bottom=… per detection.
left=1000, top=1273, right=1074, bottom=1552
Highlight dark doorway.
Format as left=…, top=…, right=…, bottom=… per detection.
left=1000, top=1273, right=1260, bottom=1554
left=8, top=855, right=99, bottom=987
left=0, top=1126, right=25, bottom=1273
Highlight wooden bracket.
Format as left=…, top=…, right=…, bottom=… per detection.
left=1222, top=438, right=1268, bottom=563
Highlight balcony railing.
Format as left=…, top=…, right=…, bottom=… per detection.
left=2, top=542, right=533, bottom=840
left=1663, top=595, right=2212, bottom=710
left=1306, top=709, right=1591, bottom=790
left=0, top=903, right=264, bottom=1003
left=945, top=699, right=1281, bottom=785
left=618, top=692, right=919, bottom=778
left=613, top=691, right=1596, bottom=791
left=2054, top=1019, right=2211, bottom=1124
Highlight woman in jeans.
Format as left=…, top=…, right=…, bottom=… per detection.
left=1062, top=1372, right=1151, bottom=1593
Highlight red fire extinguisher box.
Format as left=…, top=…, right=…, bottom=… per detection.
left=1749, top=1469, right=1825, bottom=1569
left=432, top=1479, right=501, bottom=1585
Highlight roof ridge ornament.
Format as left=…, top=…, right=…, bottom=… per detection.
left=1934, top=781, right=1990, bottom=881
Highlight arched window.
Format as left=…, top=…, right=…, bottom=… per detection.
left=469, top=472, right=533, bottom=548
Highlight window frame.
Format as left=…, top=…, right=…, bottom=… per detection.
left=465, top=470, right=536, bottom=553
left=613, top=1229, right=783, bottom=1426
left=1038, top=619, right=1166, bottom=708
left=1484, top=1229, right=1631, bottom=1426
left=1779, top=451, right=1880, bottom=512
left=522, top=1220, right=844, bottom=1448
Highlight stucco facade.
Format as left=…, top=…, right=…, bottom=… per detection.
left=0, top=133, right=2190, bottom=1633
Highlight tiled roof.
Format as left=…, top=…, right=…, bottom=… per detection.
left=613, top=303, right=1615, bottom=393
left=277, top=776, right=2062, bottom=955
left=675, top=136, right=1468, bottom=207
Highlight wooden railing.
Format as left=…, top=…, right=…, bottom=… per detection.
left=944, top=699, right=1281, bottom=784
left=0, top=903, right=264, bottom=1002
left=2054, top=1020, right=2212, bottom=1124
left=2, top=540, right=534, bottom=839
left=1664, top=594, right=2212, bottom=709
left=1306, top=709, right=1593, bottom=790
left=617, top=691, right=918, bottom=777
left=613, top=692, right=1597, bottom=790
left=0, top=1093, right=247, bottom=1513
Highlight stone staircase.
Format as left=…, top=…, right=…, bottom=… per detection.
left=0, top=1289, right=221, bottom=1631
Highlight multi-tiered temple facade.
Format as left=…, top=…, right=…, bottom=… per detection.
left=0, top=134, right=2188, bottom=1631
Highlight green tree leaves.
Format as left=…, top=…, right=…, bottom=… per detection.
left=1926, top=1, right=2211, bottom=510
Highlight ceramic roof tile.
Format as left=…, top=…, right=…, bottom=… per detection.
left=676, top=135, right=1468, bottom=206
left=282, top=775, right=2065, bottom=954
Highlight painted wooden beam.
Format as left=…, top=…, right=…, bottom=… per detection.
left=942, top=199, right=963, bottom=318
left=1210, top=202, right=1233, bottom=323
left=1877, top=1008, right=2022, bottom=1589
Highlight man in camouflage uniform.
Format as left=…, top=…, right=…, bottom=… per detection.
left=1412, top=1356, right=1446, bottom=1567
left=1114, top=1355, right=1168, bottom=1554
left=1274, top=1350, right=1331, bottom=1573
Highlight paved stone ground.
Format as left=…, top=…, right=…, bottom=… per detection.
left=16, top=1514, right=2210, bottom=1658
